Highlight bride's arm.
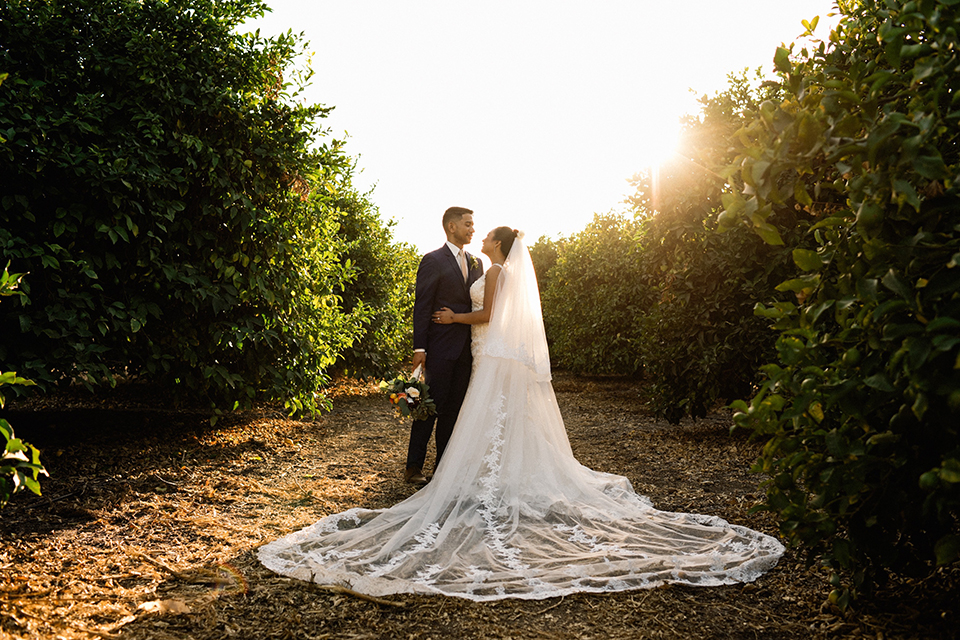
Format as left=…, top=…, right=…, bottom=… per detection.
left=433, top=265, right=501, bottom=325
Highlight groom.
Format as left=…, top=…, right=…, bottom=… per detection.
left=406, top=206, right=484, bottom=484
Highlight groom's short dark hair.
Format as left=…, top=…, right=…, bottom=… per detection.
left=443, top=206, right=473, bottom=228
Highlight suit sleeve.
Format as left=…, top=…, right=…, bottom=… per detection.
left=413, top=253, right=440, bottom=351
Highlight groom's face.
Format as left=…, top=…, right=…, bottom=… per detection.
left=447, top=213, right=475, bottom=247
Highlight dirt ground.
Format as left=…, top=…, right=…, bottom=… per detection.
left=0, top=373, right=956, bottom=639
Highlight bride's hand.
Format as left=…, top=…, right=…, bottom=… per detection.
left=432, top=307, right=455, bottom=324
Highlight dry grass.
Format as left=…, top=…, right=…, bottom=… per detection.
left=0, top=373, right=956, bottom=639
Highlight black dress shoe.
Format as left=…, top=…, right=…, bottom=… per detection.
left=404, top=467, right=428, bottom=485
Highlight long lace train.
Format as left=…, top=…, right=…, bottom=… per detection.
left=258, top=240, right=784, bottom=600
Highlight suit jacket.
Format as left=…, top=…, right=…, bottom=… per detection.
left=413, top=245, right=484, bottom=361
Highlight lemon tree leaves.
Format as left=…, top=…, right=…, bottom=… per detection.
left=0, top=265, right=45, bottom=508
left=0, top=0, right=409, bottom=417
left=728, top=0, right=960, bottom=604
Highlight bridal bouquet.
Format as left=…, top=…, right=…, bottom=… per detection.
left=379, top=366, right=436, bottom=421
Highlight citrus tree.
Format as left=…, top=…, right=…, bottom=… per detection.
left=725, top=1, right=960, bottom=604
left=0, top=0, right=373, bottom=415
left=629, top=71, right=803, bottom=422
left=332, top=183, right=420, bottom=379
left=536, top=214, right=650, bottom=376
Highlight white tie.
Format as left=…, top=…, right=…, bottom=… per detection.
left=459, top=250, right=468, bottom=281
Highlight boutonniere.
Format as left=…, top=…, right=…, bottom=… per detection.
left=469, top=255, right=480, bottom=270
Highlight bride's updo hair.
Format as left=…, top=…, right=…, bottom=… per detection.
left=492, top=226, right=520, bottom=257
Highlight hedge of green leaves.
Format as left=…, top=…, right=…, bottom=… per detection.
left=724, top=1, right=960, bottom=604
left=0, top=0, right=413, bottom=415
left=332, top=183, right=420, bottom=379
left=536, top=214, right=650, bottom=376
left=0, top=265, right=45, bottom=509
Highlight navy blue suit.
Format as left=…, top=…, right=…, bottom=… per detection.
left=407, top=245, right=484, bottom=471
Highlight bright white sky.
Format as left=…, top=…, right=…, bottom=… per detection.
left=243, top=1, right=839, bottom=254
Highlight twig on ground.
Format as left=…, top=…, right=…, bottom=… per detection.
left=127, top=549, right=189, bottom=581
left=536, top=595, right=565, bottom=614
left=14, top=491, right=78, bottom=509
left=310, top=583, right=406, bottom=608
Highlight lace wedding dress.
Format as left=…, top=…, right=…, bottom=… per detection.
left=258, top=240, right=784, bottom=601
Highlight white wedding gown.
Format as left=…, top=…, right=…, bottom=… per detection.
left=258, top=241, right=784, bottom=601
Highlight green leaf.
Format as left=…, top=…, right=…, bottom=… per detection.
left=882, top=269, right=913, bottom=300
left=22, top=474, right=41, bottom=495
left=927, top=317, right=960, bottom=333
left=857, top=278, right=878, bottom=301
left=807, top=300, right=834, bottom=325
left=885, top=37, right=903, bottom=67
left=912, top=58, right=938, bottom=82
left=810, top=215, right=850, bottom=230
left=863, top=373, right=894, bottom=392
left=913, top=155, right=949, bottom=179
left=892, top=179, right=921, bottom=211
left=923, top=268, right=960, bottom=298
left=776, top=275, right=820, bottom=293
left=754, top=221, right=784, bottom=245
left=878, top=20, right=908, bottom=42
left=825, top=429, right=844, bottom=456
left=934, top=535, right=960, bottom=566
left=884, top=322, right=923, bottom=341
left=856, top=202, right=884, bottom=233
left=774, top=47, right=792, bottom=74
left=868, top=70, right=895, bottom=96
left=793, top=248, right=824, bottom=271
left=754, top=302, right=796, bottom=319
left=940, top=459, right=960, bottom=484
left=873, top=299, right=909, bottom=321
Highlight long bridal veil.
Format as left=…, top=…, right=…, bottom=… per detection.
left=258, top=239, right=784, bottom=601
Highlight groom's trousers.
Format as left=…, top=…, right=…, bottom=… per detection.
left=406, top=341, right=473, bottom=472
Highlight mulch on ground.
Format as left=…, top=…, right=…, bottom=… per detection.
left=0, top=373, right=956, bottom=639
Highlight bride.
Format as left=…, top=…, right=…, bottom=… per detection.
left=258, top=227, right=784, bottom=601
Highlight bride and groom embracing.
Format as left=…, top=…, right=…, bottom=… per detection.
left=258, top=207, right=784, bottom=600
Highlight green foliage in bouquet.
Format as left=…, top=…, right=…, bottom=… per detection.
left=724, top=1, right=960, bottom=605
left=379, top=374, right=436, bottom=421
left=0, top=0, right=370, bottom=416
left=0, top=265, right=46, bottom=509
